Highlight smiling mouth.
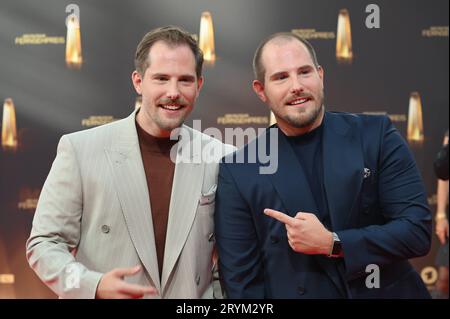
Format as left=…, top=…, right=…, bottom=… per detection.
left=159, top=104, right=184, bottom=111
left=287, top=97, right=312, bottom=106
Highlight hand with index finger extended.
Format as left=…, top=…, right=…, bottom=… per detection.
left=263, top=208, right=333, bottom=256
left=263, top=208, right=297, bottom=226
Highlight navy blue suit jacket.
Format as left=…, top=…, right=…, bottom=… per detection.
left=215, top=112, right=431, bottom=298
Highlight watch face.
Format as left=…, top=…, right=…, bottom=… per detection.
left=329, top=233, right=342, bottom=257
left=332, top=240, right=342, bottom=256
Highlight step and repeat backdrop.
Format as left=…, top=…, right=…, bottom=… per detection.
left=0, top=0, right=448, bottom=298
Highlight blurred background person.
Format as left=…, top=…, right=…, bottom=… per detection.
left=433, top=130, right=449, bottom=299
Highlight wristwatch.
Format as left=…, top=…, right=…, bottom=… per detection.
left=328, top=232, right=343, bottom=258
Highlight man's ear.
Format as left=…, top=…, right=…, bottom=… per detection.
left=252, top=80, right=267, bottom=103
left=131, top=70, right=143, bottom=94
left=317, top=65, right=324, bottom=82
left=196, top=76, right=204, bottom=98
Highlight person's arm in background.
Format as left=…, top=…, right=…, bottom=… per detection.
left=435, top=134, right=449, bottom=245
left=434, top=134, right=449, bottom=181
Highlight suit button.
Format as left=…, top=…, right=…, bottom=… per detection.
left=363, top=208, right=370, bottom=215
left=208, top=233, right=215, bottom=242
left=297, top=286, right=306, bottom=295
left=195, top=275, right=201, bottom=286
left=101, top=225, right=110, bottom=233
left=270, top=236, right=279, bottom=244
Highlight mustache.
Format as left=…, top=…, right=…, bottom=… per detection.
left=285, top=93, right=314, bottom=103
left=158, top=97, right=188, bottom=106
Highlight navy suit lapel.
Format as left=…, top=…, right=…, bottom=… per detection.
left=265, top=124, right=349, bottom=296
left=266, top=113, right=364, bottom=298
left=322, top=112, right=364, bottom=231
left=266, top=122, right=349, bottom=295
left=266, top=127, right=318, bottom=218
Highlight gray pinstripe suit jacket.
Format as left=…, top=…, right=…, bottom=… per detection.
left=26, top=110, right=235, bottom=299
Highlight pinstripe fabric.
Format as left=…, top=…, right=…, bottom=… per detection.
left=26, top=110, right=236, bottom=299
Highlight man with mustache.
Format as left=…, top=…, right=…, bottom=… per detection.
left=215, top=32, right=432, bottom=298
left=26, top=26, right=234, bottom=298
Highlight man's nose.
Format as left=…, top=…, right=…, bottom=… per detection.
left=290, top=76, right=304, bottom=95
left=166, top=81, right=181, bottom=100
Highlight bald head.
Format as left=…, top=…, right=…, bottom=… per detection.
left=253, top=33, right=319, bottom=83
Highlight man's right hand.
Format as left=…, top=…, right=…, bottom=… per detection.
left=95, top=265, right=158, bottom=299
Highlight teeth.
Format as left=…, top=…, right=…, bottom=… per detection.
left=162, top=105, right=182, bottom=110
left=289, top=98, right=308, bottom=105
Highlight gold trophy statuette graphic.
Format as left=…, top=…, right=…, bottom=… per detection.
left=66, top=15, right=83, bottom=69
left=336, top=9, right=353, bottom=63
left=1, top=98, right=18, bottom=151
left=199, top=11, right=216, bottom=65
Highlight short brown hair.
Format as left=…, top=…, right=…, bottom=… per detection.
left=134, top=26, right=204, bottom=78
left=253, top=32, right=319, bottom=83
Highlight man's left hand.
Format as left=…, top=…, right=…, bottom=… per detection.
left=264, top=208, right=333, bottom=255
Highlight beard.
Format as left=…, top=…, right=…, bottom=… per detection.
left=284, top=103, right=324, bottom=128
left=147, top=97, right=191, bottom=132
left=152, top=113, right=187, bottom=131
left=275, top=90, right=325, bottom=128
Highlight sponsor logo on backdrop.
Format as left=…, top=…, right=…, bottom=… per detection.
left=17, top=188, right=41, bottom=211
left=217, top=113, right=269, bottom=125
left=291, top=29, right=335, bottom=40
left=362, top=111, right=407, bottom=123
left=81, top=116, right=120, bottom=127
left=18, top=198, right=38, bottom=211
left=0, top=274, right=15, bottom=284
left=14, top=34, right=65, bottom=45
left=422, top=26, right=449, bottom=38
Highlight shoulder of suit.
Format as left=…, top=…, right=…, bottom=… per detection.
left=59, top=115, right=131, bottom=149
left=327, top=111, right=391, bottom=132
left=327, top=111, right=389, bottom=122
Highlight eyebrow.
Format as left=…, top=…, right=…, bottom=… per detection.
left=151, top=73, right=196, bottom=81
left=268, top=65, right=314, bottom=80
left=179, top=75, right=196, bottom=81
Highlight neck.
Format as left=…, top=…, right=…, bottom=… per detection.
left=277, top=107, right=325, bottom=137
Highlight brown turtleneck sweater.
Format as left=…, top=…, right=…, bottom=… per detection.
left=135, top=120, right=178, bottom=278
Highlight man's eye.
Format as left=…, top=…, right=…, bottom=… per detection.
left=276, top=75, right=288, bottom=80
